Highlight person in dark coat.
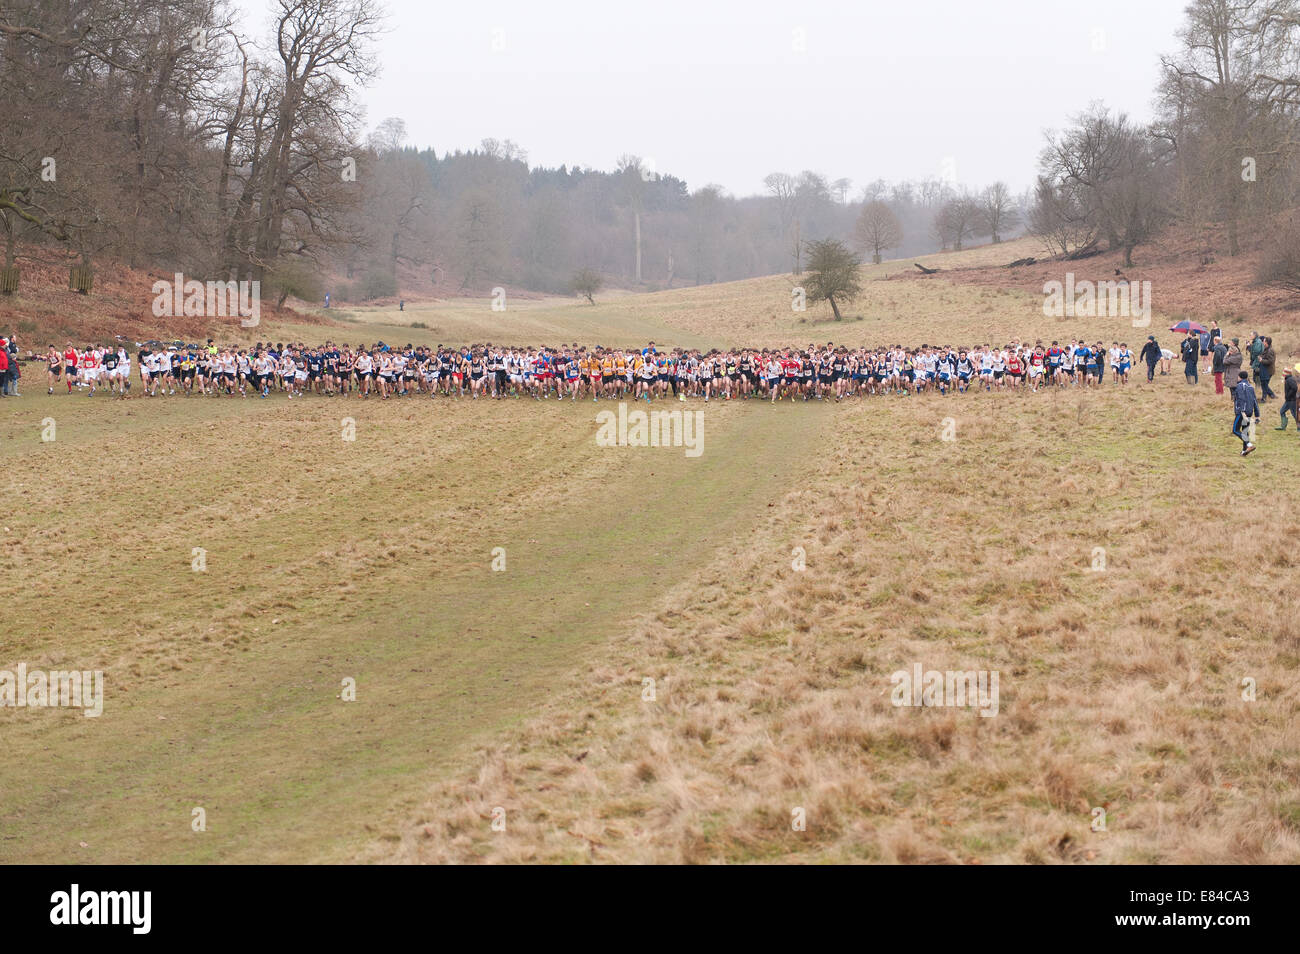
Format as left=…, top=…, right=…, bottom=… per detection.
left=1278, top=367, right=1299, bottom=431
left=1232, top=371, right=1260, bottom=456
left=1258, top=336, right=1277, bottom=400
left=1139, top=336, right=1161, bottom=382
left=1180, top=333, right=1199, bottom=384
left=1221, top=339, right=1244, bottom=396
left=1, top=334, right=15, bottom=395
left=1211, top=337, right=1228, bottom=394
left=1248, top=332, right=1265, bottom=394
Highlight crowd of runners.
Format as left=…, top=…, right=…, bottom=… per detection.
left=38, top=337, right=1149, bottom=402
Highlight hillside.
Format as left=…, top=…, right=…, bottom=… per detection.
left=0, top=254, right=332, bottom=353
left=5, top=230, right=1296, bottom=359
left=333, top=232, right=1299, bottom=354
left=4, top=235, right=1297, bottom=865
left=914, top=228, right=1300, bottom=349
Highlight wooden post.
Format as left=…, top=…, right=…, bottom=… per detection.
left=0, top=266, right=18, bottom=294
left=69, top=264, right=94, bottom=294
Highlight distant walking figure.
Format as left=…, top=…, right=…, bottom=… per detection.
left=1259, top=336, right=1277, bottom=400
left=1139, top=336, right=1161, bottom=382
left=1278, top=368, right=1298, bottom=432
left=1232, top=371, right=1259, bottom=456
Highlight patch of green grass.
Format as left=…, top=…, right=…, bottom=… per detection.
left=0, top=390, right=828, bottom=862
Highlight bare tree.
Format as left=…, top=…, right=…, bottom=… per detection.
left=249, top=0, right=384, bottom=281
left=616, top=153, right=647, bottom=283
left=763, top=171, right=798, bottom=272
left=936, top=194, right=981, bottom=250
left=1040, top=106, right=1171, bottom=265
left=1029, top=175, right=1100, bottom=258
left=854, top=200, right=902, bottom=263
left=791, top=171, right=831, bottom=274
left=859, top=178, right=889, bottom=203
left=369, top=117, right=407, bottom=153
left=1157, top=0, right=1300, bottom=256
left=979, top=182, right=1018, bottom=243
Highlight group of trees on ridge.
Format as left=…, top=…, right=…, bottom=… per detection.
left=4, top=0, right=1300, bottom=309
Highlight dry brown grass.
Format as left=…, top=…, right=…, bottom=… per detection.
left=360, top=380, right=1300, bottom=864
left=6, top=239, right=1298, bottom=864
left=0, top=386, right=822, bottom=862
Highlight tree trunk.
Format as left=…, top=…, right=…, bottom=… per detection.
left=634, top=210, right=642, bottom=284
left=829, top=296, right=842, bottom=321
left=217, top=50, right=250, bottom=278
left=253, top=87, right=304, bottom=282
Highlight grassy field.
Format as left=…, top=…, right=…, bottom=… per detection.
left=220, top=237, right=1054, bottom=352
left=363, top=380, right=1300, bottom=864
left=3, top=242, right=1298, bottom=864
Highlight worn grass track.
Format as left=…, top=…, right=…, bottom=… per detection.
left=0, top=390, right=826, bottom=862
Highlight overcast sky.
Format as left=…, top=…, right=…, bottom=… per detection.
left=243, top=0, right=1191, bottom=197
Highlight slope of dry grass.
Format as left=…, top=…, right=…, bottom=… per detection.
left=339, top=236, right=1228, bottom=352
left=5, top=238, right=1298, bottom=865
left=0, top=388, right=821, bottom=862
left=362, top=380, right=1300, bottom=864
left=926, top=227, right=1300, bottom=337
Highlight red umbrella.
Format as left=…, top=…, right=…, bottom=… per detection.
left=1169, top=319, right=1207, bottom=334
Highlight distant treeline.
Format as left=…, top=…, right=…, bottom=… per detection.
left=338, top=139, right=1028, bottom=299
left=0, top=0, right=1027, bottom=306
left=1027, top=0, right=1300, bottom=284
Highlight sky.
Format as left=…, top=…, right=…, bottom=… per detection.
left=237, top=0, right=1192, bottom=197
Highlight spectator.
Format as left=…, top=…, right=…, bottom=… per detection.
left=1212, top=336, right=1228, bottom=394
left=1, top=334, right=15, bottom=396
left=1232, top=371, right=1260, bottom=456
left=1277, top=367, right=1298, bottom=431
left=1259, top=336, right=1277, bottom=400
left=1198, top=329, right=1211, bottom=373
left=1159, top=345, right=1174, bottom=375
left=1249, top=332, right=1265, bottom=389
left=1140, top=335, right=1161, bottom=382
left=1180, top=333, right=1199, bottom=384
left=1222, top=338, right=1244, bottom=394
left=0, top=341, right=7, bottom=397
